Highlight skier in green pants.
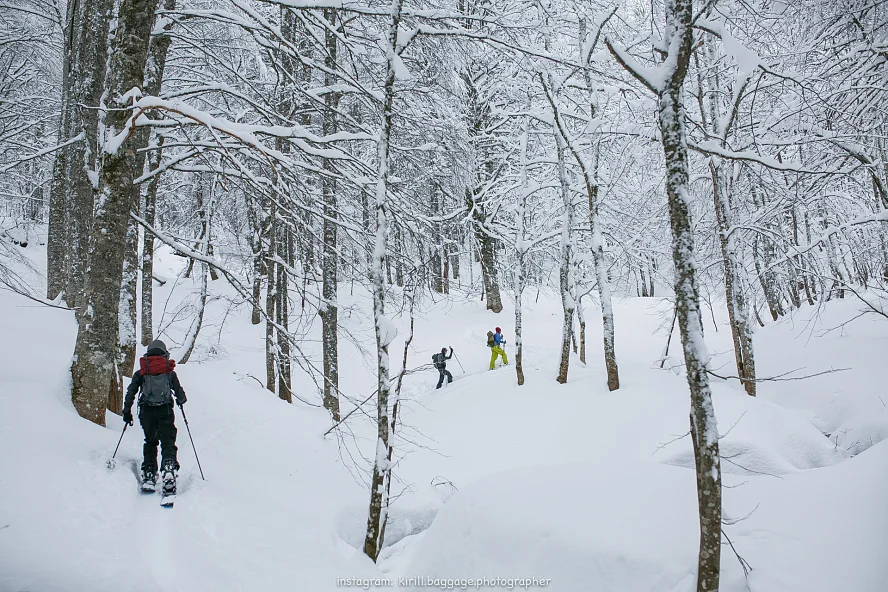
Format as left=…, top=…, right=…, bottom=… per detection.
left=488, top=327, right=509, bottom=370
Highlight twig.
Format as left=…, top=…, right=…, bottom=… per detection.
left=705, top=366, right=850, bottom=382
left=722, top=529, right=752, bottom=582
left=0, top=281, right=76, bottom=311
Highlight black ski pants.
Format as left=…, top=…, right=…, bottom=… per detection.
left=139, top=404, right=179, bottom=472
left=436, top=367, right=452, bottom=389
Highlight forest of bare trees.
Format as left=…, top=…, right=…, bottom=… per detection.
left=2, top=0, right=887, bottom=588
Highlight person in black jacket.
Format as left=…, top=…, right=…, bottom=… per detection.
left=433, top=347, right=454, bottom=389
left=123, top=339, right=187, bottom=493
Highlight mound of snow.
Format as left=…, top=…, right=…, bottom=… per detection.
left=399, top=459, right=701, bottom=592
left=655, top=389, right=848, bottom=475
left=830, top=410, right=888, bottom=455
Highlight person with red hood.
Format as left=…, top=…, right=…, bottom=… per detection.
left=487, top=327, right=509, bottom=370
left=122, top=339, right=187, bottom=494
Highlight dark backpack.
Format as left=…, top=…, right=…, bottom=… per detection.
left=486, top=331, right=495, bottom=348
left=432, top=353, right=444, bottom=368
left=139, top=355, right=174, bottom=406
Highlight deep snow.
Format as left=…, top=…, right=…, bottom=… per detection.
left=1, top=240, right=886, bottom=592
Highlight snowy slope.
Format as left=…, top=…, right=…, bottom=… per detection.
left=1, top=241, right=886, bottom=592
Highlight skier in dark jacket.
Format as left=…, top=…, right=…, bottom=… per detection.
left=433, top=347, right=454, bottom=389
left=123, top=339, right=187, bottom=494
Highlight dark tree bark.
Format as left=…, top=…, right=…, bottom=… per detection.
left=137, top=0, right=176, bottom=345
left=320, top=7, right=341, bottom=419
left=248, top=194, right=264, bottom=325
left=70, top=0, right=161, bottom=425
left=140, top=137, right=163, bottom=345
left=265, top=204, right=277, bottom=394
left=467, top=188, right=503, bottom=313
left=276, top=230, right=292, bottom=400
left=47, top=0, right=81, bottom=300
left=66, top=0, right=114, bottom=312
left=113, top=212, right=139, bottom=412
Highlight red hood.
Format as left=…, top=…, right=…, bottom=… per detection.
left=140, top=355, right=176, bottom=376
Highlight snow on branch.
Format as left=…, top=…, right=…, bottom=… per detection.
left=0, top=132, right=85, bottom=174
left=603, top=38, right=662, bottom=93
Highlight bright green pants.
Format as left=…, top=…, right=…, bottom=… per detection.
left=490, top=345, right=508, bottom=369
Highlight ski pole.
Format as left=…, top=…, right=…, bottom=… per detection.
left=452, top=351, right=466, bottom=373
left=178, top=405, right=205, bottom=481
left=107, top=423, right=128, bottom=469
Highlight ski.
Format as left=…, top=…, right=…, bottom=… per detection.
left=140, top=482, right=156, bottom=493
left=160, top=494, right=175, bottom=507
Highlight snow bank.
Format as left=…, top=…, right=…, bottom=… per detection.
left=830, top=410, right=888, bottom=455
left=655, top=390, right=848, bottom=476
left=399, top=460, right=700, bottom=592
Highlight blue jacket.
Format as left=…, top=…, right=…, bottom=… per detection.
left=494, top=332, right=504, bottom=345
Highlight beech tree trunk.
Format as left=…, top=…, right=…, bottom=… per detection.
left=47, top=0, right=81, bottom=300
left=653, top=3, right=722, bottom=589
left=321, top=7, right=341, bottom=419
left=544, top=66, right=620, bottom=391
left=140, top=138, right=163, bottom=345
left=138, top=0, right=176, bottom=346
left=180, top=173, right=214, bottom=365
left=553, top=128, right=574, bottom=384
left=65, top=0, right=114, bottom=312
left=70, top=0, right=161, bottom=426
left=364, top=0, right=402, bottom=561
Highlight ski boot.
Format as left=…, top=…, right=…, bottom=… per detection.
left=161, top=461, right=177, bottom=496
left=160, top=460, right=177, bottom=506
left=140, top=469, right=157, bottom=493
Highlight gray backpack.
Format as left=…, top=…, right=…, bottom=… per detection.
left=139, top=356, right=174, bottom=406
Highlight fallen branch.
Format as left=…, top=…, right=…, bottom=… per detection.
left=722, top=529, right=752, bottom=582
left=706, top=366, right=850, bottom=383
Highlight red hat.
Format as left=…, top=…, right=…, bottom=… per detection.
left=495, top=327, right=501, bottom=332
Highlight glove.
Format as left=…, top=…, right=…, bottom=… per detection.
left=122, top=410, right=133, bottom=426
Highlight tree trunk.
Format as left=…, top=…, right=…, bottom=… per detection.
left=577, top=297, right=586, bottom=365
left=265, top=205, right=277, bottom=394
left=364, top=0, right=401, bottom=561
left=249, top=195, right=264, bottom=325
left=47, top=0, right=81, bottom=300
left=70, top=0, right=161, bottom=425
left=180, top=172, right=214, bottom=365
left=140, top=137, right=163, bottom=345
left=514, top=108, right=530, bottom=387
left=136, top=0, right=175, bottom=345
left=277, top=230, right=292, bottom=400
left=711, top=164, right=755, bottom=396
left=115, top=213, right=139, bottom=408
left=554, top=129, right=574, bottom=384
left=699, top=39, right=755, bottom=396
left=320, top=7, right=341, bottom=419
left=654, top=4, right=721, bottom=589
left=545, top=67, right=620, bottom=391
left=179, top=257, right=207, bottom=365
left=66, top=0, right=115, bottom=312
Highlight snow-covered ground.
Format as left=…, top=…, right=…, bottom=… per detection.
left=1, top=241, right=886, bottom=592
